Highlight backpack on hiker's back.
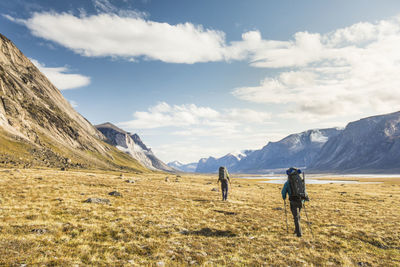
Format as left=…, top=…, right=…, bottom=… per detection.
left=218, top=166, right=229, bottom=182
left=287, top=167, right=309, bottom=201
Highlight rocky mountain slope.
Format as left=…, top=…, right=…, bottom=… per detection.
left=193, top=111, right=400, bottom=174
left=309, top=111, right=400, bottom=173
left=0, top=33, right=146, bottom=171
left=233, top=128, right=342, bottom=173
left=96, top=123, right=174, bottom=172
left=167, top=161, right=197, bottom=172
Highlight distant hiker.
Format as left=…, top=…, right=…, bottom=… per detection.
left=217, top=166, right=231, bottom=201
left=281, top=167, right=309, bottom=237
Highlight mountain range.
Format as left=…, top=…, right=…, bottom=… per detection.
left=187, top=112, right=400, bottom=174
left=310, top=111, right=400, bottom=173
left=167, top=161, right=197, bottom=172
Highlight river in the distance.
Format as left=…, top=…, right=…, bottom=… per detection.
left=236, top=173, right=397, bottom=184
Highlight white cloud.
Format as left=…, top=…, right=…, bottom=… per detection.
left=118, top=102, right=271, bottom=130
left=31, top=59, right=91, bottom=90
left=232, top=15, right=400, bottom=120
left=119, top=102, right=273, bottom=163
left=16, top=12, right=226, bottom=64
left=120, top=102, right=220, bottom=129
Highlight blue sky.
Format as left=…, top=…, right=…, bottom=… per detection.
left=2, top=0, right=400, bottom=163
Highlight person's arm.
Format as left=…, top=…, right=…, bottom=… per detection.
left=281, top=181, right=288, bottom=200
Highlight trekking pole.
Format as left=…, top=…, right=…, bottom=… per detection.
left=283, top=199, right=289, bottom=233
left=303, top=202, right=314, bottom=239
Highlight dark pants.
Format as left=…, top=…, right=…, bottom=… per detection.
left=221, top=181, right=228, bottom=200
left=290, top=200, right=302, bottom=237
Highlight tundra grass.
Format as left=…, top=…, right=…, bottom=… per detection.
left=0, top=168, right=398, bottom=266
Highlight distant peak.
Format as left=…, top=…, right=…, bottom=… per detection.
left=95, top=122, right=127, bottom=134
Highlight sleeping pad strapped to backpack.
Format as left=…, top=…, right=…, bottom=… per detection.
left=287, top=167, right=309, bottom=201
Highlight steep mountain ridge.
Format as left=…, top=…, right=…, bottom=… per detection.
left=310, top=111, right=400, bottom=173
left=96, top=122, right=174, bottom=172
left=234, top=128, right=341, bottom=172
left=0, top=33, right=146, bottom=171
left=192, top=112, right=400, bottom=174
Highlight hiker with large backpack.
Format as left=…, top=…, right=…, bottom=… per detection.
left=281, top=167, right=309, bottom=237
left=217, top=166, right=231, bottom=201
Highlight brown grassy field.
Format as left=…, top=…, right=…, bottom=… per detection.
left=0, top=168, right=399, bottom=266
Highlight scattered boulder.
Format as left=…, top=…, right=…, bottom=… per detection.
left=31, top=228, right=48, bottom=234
left=156, top=261, right=165, bottom=267
left=358, top=262, right=372, bottom=267
left=125, top=179, right=135, bottom=184
left=165, top=177, right=169, bottom=182
left=84, top=198, right=110, bottom=204
left=109, top=191, right=122, bottom=197
left=211, top=188, right=218, bottom=191
left=273, top=207, right=283, bottom=211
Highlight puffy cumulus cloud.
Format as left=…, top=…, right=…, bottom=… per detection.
left=118, top=102, right=271, bottom=130
left=16, top=12, right=226, bottom=64
left=120, top=102, right=220, bottom=129
left=233, top=15, right=400, bottom=120
left=118, top=102, right=274, bottom=162
left=31, top=59, right=91, bottom=90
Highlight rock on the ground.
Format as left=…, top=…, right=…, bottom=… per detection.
left=109, top=191, right=122, bottom=197
left=31, top=228, right=48, bottom=234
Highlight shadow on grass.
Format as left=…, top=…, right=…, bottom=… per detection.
left=192, top=199, right=210, bottom=202
left=182, top=227, right=236, bottom=237
left=214, top=210, right=237, bottom=215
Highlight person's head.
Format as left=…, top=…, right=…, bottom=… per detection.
left=286, top=167, right=301, bottom=177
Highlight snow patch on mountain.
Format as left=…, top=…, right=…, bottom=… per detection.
left=310, top=130, right=329, bottom=143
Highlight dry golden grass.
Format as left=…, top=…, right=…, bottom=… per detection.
left=0, top=168, right=399, bottom=266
